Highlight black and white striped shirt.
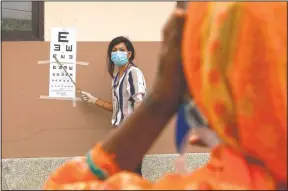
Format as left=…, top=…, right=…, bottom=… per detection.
left=112, top=64, right=146, bottom=127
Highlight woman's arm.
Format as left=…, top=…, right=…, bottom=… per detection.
left=101, top=9, right=186, bottom=171
left=81, top=91, right=113, bottom=112
left=95, top=99, right=113, bottom=112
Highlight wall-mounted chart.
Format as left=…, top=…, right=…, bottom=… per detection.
left=38, top=27, right=89, bottom=107
left=49, top=27, right=77, bottom=98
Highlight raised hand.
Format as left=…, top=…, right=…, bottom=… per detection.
left=80, top=91, right=98, bottom=105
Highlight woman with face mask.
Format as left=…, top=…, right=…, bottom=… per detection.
left=80, top=36, right=147, bottom=176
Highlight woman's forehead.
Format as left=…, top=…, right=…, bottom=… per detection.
left=113, top=42, right=127, bottom=50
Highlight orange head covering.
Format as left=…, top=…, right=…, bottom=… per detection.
left=182, top=2, right=287, bottom=184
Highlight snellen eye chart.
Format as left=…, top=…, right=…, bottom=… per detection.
left=49, top=27, right=77, bottom=98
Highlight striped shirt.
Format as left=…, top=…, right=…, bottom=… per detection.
left=111, top=64, right=146, bottom=127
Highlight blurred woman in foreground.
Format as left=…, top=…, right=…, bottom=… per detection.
left=43, top=2, right=287, bottom=190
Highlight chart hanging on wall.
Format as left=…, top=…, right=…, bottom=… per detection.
left=49, top=27, right=77, bottom=98
left=38, top=27, right=89, bottom=107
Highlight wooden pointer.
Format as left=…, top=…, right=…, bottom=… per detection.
left=54, top=56, right=82, bottom=93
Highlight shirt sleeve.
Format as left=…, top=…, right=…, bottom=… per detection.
left=126, top=68, right=146, bottom=103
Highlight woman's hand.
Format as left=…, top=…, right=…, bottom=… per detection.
left=80, top=91, right=98, bottom=105
left=152, top=8, right=186, bottom=104
left=81, top=91, right=113, bottom=112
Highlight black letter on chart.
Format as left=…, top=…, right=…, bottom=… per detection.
left=58, top=32, right=69, bottom=43
left=54, top=44, right=60, bottom=51
left=66, top=45, right=73, bottom=52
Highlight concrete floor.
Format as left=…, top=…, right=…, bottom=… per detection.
left=2, top=153, right=210, bottom=190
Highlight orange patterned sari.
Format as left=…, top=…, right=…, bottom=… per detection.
left=43, top=2, right=287, bottom=190
left=181, top=2, right=287, bottom=189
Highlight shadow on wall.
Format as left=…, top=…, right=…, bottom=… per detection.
left=2, top=42, right=209, bottom=158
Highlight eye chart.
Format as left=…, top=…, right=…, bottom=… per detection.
left=49, top=27, right=77, bottom=98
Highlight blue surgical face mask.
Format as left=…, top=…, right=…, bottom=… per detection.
left=111, top=51, right=129, bottom=67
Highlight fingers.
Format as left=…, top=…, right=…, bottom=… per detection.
left=162, top=8, right=186, bottom=44
left=188, top=128, right=221, bottom=148
left=80, top=91, right=90, bottom=102
left=81, top=91, right=89, bottom=95
left=80, top=91, right=96, bottom=105
left=81, top=95, right=89, bottom=102
left=160, top=7, right=186, bottom=71
left=189, top=134, right=200, bottom=144
left=163, top=8, right=186, bottom=32
left=153, top=6, right=187, bottom=105
left=176, top=1, right=187, bottom=9
left=188, top=135, right=207, bottom=147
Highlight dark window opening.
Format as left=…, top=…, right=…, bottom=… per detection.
left=1, top=1, right=44, bottom=41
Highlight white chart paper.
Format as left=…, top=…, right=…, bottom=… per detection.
left=49, top=27, right=77, bottom=98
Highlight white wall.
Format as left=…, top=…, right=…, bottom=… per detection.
left=44, top=2, right=175, bottom=42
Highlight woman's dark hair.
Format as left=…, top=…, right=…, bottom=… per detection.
left=107, top=36, right=135, bottom=78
